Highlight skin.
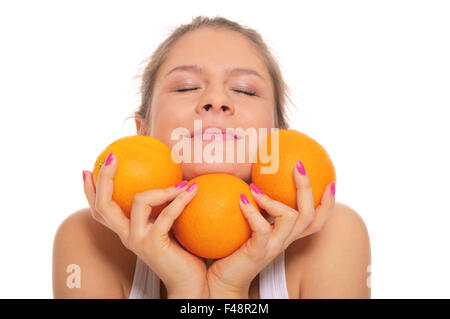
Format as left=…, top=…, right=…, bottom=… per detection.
left=52, top=27, right=371, bottom=299
left=144, top=27, right=276, bottom=182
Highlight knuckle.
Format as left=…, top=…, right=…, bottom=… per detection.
left=161, top=204, right=179, bottom=219
left=264, top=196, right=274, bottom=205
left=132, top=192, right=143, bottom=203
left=287, top=209, right=298, bottom=220
left=163, top=187, right=175, bottom=197
left=174, top=189, right=190, bottom=201
left=169, top=194, right=188, bottom=210
left=259, top=223, right=272, bottom=235
left=132, top=192, right=147, bottom=205
left=263, top=197, right=276, bottom=209
left=303, top=176, right=312, bottom=189
left=257, top=194, right=269, bottom=204
left=97, top=165, right=108, bottom=178
left=168, top=198, right=181, bottom=211
left=304, top=211, right=315, bottom=224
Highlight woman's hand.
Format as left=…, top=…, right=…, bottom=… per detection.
left=206, top=160, right=335, bottom=298
left=82, top=152, right=208, bottom=299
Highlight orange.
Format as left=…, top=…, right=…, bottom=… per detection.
left=172, top=173, right=258, bottom=259
left=92, top=135, right=183, bottom=218
left=251, top=129, right=336, bottom=209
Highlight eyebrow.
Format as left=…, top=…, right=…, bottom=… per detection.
left=165, top=64, right=266, bottom=81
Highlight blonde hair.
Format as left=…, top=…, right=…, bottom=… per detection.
left=127, top=15, right=296, bottom=135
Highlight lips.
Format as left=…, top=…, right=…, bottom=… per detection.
left=188, top=126, right=243, bottom=140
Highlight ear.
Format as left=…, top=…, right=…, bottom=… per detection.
left=135, top=116, right=142, bottom=135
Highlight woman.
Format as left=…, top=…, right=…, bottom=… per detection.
left=53, top=16, right=371, bottom=299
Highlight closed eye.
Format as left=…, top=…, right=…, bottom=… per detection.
left=175, top=88, right=256, bottom=96
left=234, top=89, right=256, bottom=96
left=176, top=87, right=199, bottom=93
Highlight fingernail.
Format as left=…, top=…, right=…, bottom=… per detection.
left=250, top=183, right=264, bottom=195
left=186, top=182, right=197, bottom=192
left=296, top=160, right=306, bottom=176
left=82, top=170, right=86, bottom=182
left=105, top=152, right=115, bottom=166
left=174, top=180, right=188, bottom=189
left=240, top=193, right=250, bottom=205
left=330, top=182, right=336, bottom=197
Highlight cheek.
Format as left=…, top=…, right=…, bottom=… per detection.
left=240, top=104, right=275, bottom=129
left=150, top=102, right=190, bottom=147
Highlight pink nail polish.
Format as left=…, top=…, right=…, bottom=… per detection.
left=240, top=193, right=250, bottom=205
left=105, top=152, right=115, bottom=166
left=174, top=180, right=188, bottom=189
left=330, top=182, right=336, bottom=197
left=82, top=170, right=86, bottom=182
left=296, top=160, right=306, bottom=176
left=186, top=182, right=196, bottom=192
left=250, top=183, right=264, bottom=195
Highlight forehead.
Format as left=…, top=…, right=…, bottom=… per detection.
left=160, top=28, right=270, bottom=79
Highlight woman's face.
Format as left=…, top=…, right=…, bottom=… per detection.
left=139, top=27, right=276, bottom=183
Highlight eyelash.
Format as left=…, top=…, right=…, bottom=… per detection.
left=175, top=87, right=257, bottom=96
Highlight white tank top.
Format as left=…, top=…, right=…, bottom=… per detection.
left=128, top=250, right=289, bottom=299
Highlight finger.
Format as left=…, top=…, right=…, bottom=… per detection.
left=249, top=184, right=298, bottom=249
left=129, top=180, right=189, bottom=235
left=293, top=160, right=315, bottom=223
left=94, top=152, right=129, bottom=240
left=83, top=170, right=96, bottom=206
left=238, top=193, right=271, bottom=257
left=298, top=182, right=336, bottom=238
left=152, top=181, right=197, bottom=237
left=83, top=170, right=107, bottom=226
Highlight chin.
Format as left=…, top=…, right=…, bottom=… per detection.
left=181, top=162, right=252, bottom=183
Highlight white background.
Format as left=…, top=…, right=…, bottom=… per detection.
left=1, top=0, right=449, bottom=298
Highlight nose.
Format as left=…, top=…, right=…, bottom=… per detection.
left=200, top=104, right=233, bottom=114
left=195, top=86, right=235, bottom=116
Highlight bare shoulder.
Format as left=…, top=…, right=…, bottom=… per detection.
left=318, top=202, right=370, bottom=241
left=288, top=202, right=371, bottom=298
left=52, top=208, right=136, bottom=298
